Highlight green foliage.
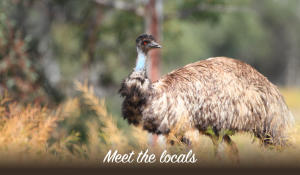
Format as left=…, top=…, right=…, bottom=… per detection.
left=178, top=0, right=226, bottom=22
left=0, top=1, right=43, bottom=103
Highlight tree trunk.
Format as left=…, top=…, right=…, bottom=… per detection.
left=145, top=0, right=163, bottom=148
left=145, top=0, right=163, bottom=82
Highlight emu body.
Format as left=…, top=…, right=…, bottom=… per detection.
left=119, top=34, right=294, bottom=159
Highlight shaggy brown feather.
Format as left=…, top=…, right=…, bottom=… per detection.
left=120, top=57, right=294, bottom=146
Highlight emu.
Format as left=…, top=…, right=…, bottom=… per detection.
left=119, top=34, right=294, bottom=159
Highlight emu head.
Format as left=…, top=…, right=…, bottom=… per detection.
left=136, top=34, right=161, bottom=54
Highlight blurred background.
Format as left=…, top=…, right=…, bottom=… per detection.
left=1, top=0, right=300, bottom=163
left=1, top=0, right=300, bottom=104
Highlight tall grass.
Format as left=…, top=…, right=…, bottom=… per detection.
left=0, top=82, right=149, bottom=166
left=0, top=83, right=299, bottom=167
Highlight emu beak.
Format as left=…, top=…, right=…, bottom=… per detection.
left=149, top=41, right=162, bottom=48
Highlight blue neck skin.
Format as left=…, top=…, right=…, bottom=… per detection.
left=135, top=48, right=147, bottom=71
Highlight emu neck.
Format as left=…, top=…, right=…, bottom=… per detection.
left=135, top=48, right=147, bottom=71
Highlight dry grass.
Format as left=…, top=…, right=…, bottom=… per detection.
left=0, top=93, right=64, bottom=165
left=0, top=84, right=299, bottom=167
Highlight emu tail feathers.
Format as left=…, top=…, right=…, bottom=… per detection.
left=261, top=101, right=295, bottom=147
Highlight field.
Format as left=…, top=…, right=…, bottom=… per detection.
left=0, top=82, right=300, bottom=168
